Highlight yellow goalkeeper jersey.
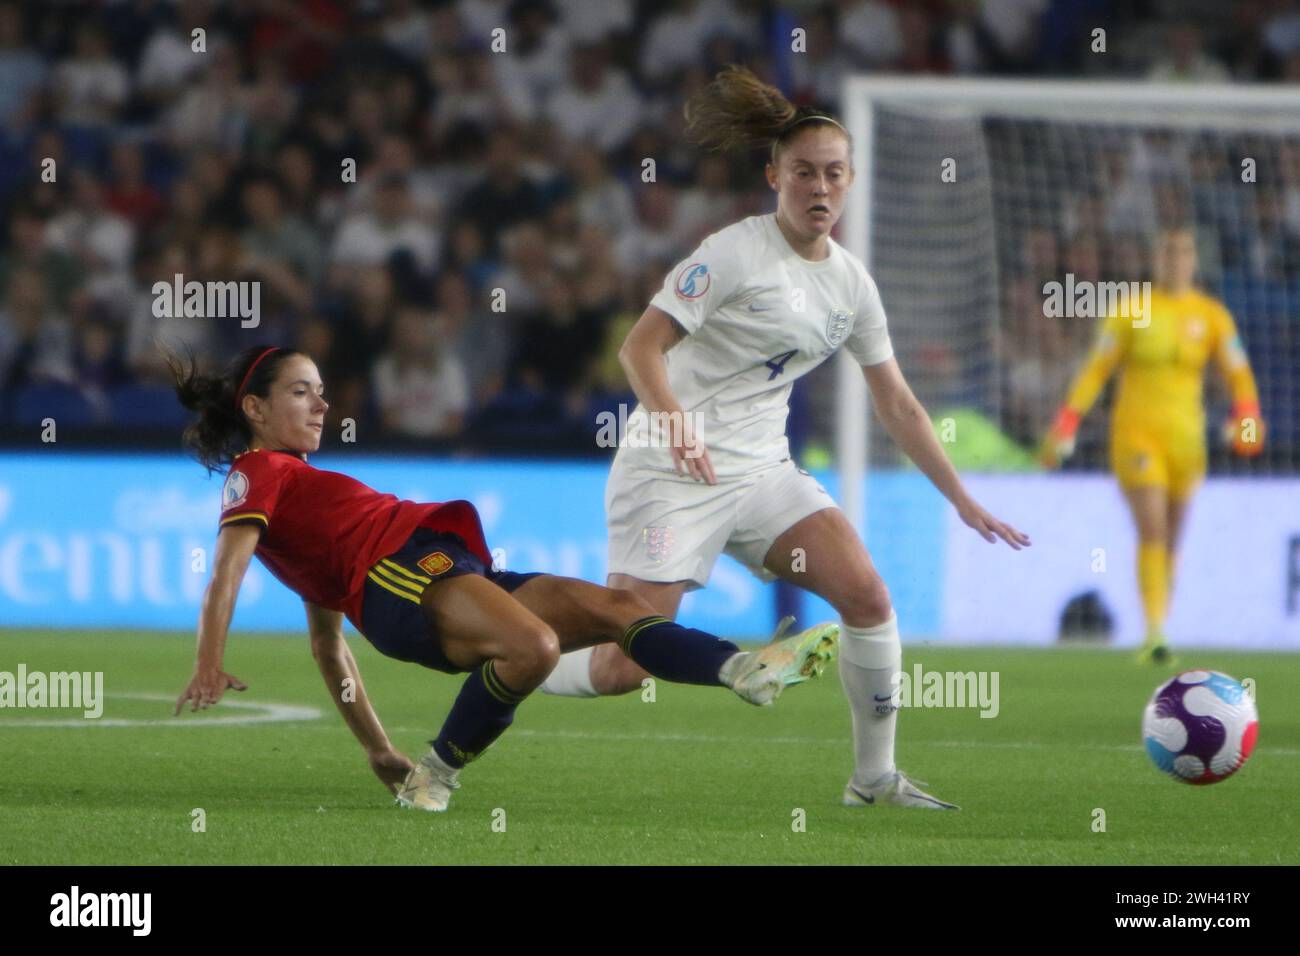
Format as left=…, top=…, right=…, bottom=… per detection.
left=1063, top=286, right=1259, bottom=448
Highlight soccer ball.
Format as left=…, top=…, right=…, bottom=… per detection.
left=1142, top=670, right=1258, bottom=785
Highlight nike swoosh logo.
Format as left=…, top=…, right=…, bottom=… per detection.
left=873, top=694, right=894, bottom=702
left=848, top=785, right=875, bottom=805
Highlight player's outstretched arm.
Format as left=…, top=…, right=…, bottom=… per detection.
left=619, top=304, right=716, bottom=484
left=863, top=358, right=1030, bottom=550
left=174, top=523, right=259, bottom=715
left=1213, top=312, right=1265, bottom=457
left=1040, top=313, right=1126, bottom=467
left=304, top=602, right=412, bottom=795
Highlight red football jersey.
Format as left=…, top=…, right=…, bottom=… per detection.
left=217, top=449, right=491, bottom=627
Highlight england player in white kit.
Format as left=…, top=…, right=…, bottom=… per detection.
left=543, top=66, right=1030, bottom=809
left=605, top=210, right=890, bottom=588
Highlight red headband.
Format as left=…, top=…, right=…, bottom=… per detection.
left=234, top=347, right=280, bottom=410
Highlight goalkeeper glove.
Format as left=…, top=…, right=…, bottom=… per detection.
left=1223, top=400, right=1265, bottom=457
left=1039, top=407, right=1080, bottom=468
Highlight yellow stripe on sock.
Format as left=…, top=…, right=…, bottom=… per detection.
left=621, top=615, right=669, bottom=653
left=482, top=662, right=524, bottom=705
left=481, top=661, right=507, bottom=701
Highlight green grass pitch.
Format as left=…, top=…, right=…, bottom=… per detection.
left=2, top=631, right=1296, bottom=865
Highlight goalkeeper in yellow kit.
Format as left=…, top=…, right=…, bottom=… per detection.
left=1041, top=227, right=1264, bottom=664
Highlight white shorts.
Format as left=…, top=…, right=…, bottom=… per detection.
left=605, top=457, right=837, bottom=590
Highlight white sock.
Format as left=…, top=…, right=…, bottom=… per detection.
left=839, top=612, right=901, bottom=788
left=718, top=651, right=746, bottom=686
left=540, top=646, right=598, bottom=698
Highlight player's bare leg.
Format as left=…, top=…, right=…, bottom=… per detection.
left=764, top=508, right=891, bottom=627
left=427, top=574, right=562, bottom=688
left=763, top=506, right=958, bottom=809
left=397, top=574, right=561, bottom=811
left=526, top=574, right=835, bottom=704
left=401, top=572, right=758, bottom=811
left=1123, top=484, right=1174, bottom=663
left=509, top=574, right=675, bottom=652
left=540, top=575, right=685, bottom=696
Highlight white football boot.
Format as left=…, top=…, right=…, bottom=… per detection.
left=843, top=770, right=960, bottom=810
left=723, top=617, right=839, bottom=707
left=395, top=749, right=462, bottom=812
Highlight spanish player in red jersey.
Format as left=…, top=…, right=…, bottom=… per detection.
left=169, top=345, right=839, bottom=812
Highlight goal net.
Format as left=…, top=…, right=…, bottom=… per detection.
left=806, top=79, right=1300, bottom=645
left=831, top=78, right=1300, bottom=528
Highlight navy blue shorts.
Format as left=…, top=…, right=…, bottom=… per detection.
left=359, top=527, right=542, bottom=674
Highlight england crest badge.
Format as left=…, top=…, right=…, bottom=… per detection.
left=643, top=525, right=675, bottom=564
left=827, top=308, right=853, bottom=346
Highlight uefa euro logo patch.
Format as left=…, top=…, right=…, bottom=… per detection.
left=417, top=551, right=454, bottom=576
left=674, top=262, right=710, bottom=300
left=222, top=471, right=249, bottom=510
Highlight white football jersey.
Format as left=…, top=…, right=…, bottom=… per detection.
left=616, top=213, right=893, bottom=479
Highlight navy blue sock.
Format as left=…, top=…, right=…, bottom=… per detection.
left=432, top=661, right=526, bottom=768
left=620, top=616, right=740, bottom=687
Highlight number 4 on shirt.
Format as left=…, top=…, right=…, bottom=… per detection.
left=765, top=350, right=797, bottom=381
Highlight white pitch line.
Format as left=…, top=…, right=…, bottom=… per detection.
left=387, top=726, right=1299, bottom=756
left=0, top=692, right=321, bottom=728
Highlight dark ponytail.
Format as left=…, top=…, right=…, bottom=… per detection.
left=168, top=345, right=302, bottom=473
left=683, top=64, right=850, bottom=165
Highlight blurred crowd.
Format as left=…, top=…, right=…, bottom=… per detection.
left=0, top=0, right=1297, bottom=459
